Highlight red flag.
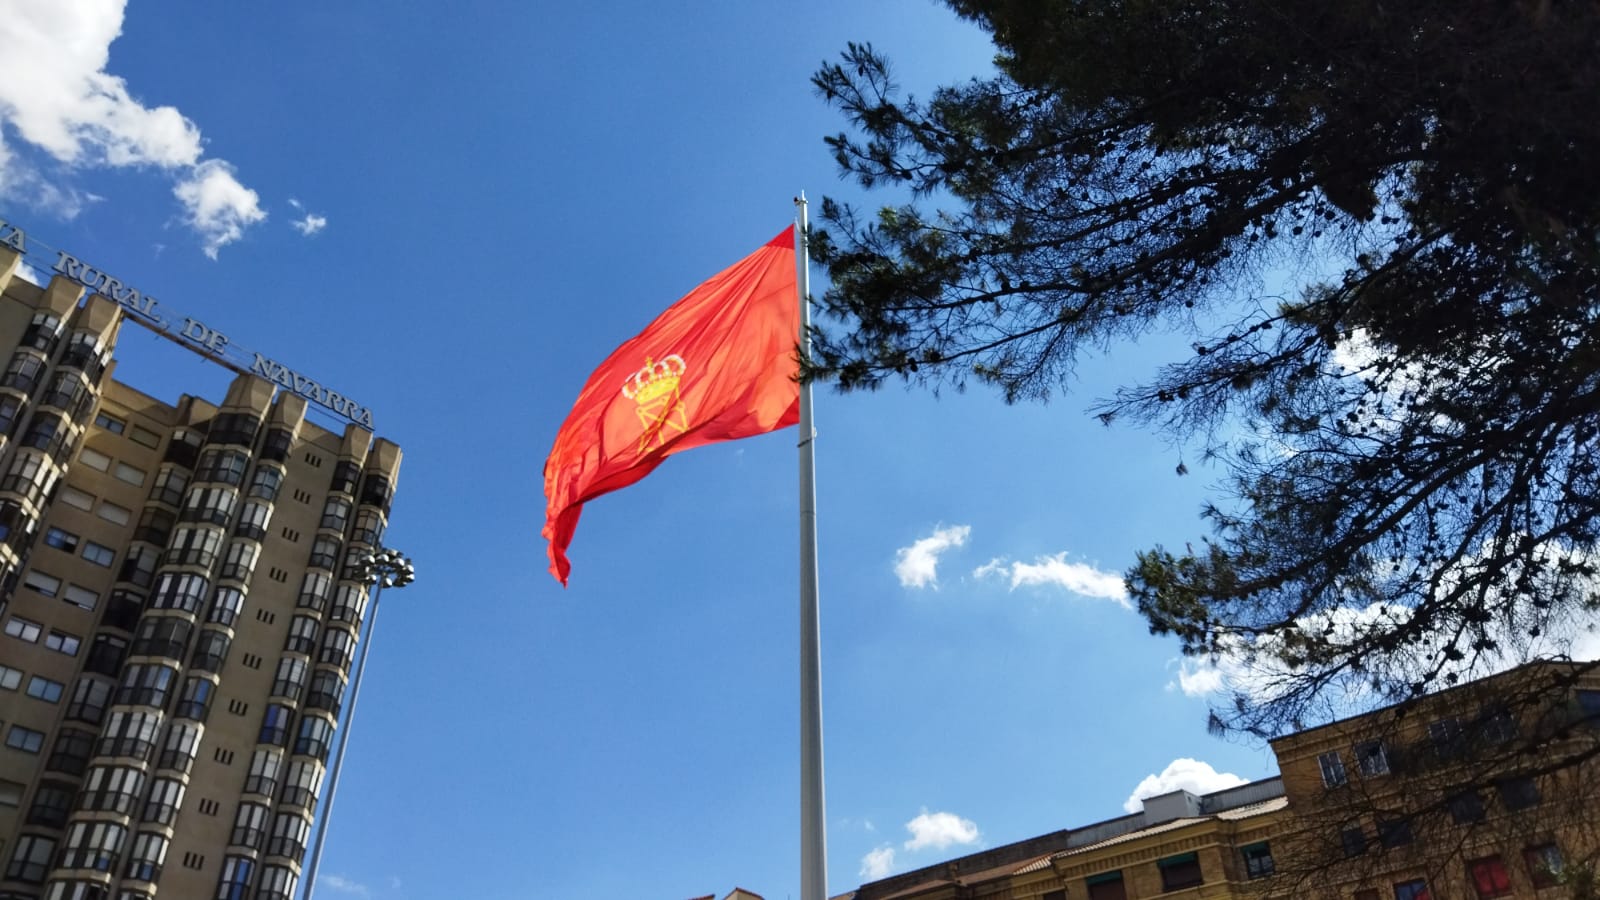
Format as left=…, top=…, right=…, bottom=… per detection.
left=542, top=227, right=799, bottom=585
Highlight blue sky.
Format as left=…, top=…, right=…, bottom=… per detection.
left=1, top=2, right=1284, bottom=897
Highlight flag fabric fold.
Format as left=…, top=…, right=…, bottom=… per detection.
left=542, top=226, right=799, bottom=585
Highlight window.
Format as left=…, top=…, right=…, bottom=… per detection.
left=1497, top=776, right=1541, bottom=811
left=174, top=676, right=214, bottom=721
left=352, top=508, right=385, bottom=546
left=1480, top=706, right=1518, bottom=743
left=149, top=465, right=188, bottom=506
left=208, top=586, right=244, bottom=626
left=308, top=535, right=341, bottom=570
left=79, top=445, right=112, bottom=471
left=98, top=500, right=131, bottom=525
left=330, top=583, right=368, bottom=624
left=47, top=727, right=95, bottom=775
left=235, top=499, right=271, bottom=540
left=25, top=675, right=63, bottom=703
left=124, top=832, right=168, bottom=882
left=0, top=663, right=20, bottom=689
left=294, top=715, right=334, bottom=761
left=1525, top=843, right=1563, bottom=889
left=2, top=452, right=57, bottom=503
left=132, top=615, right=192, bottom=660
left=271, top=657, right=307, bottom=701
left=165, top=524, right=222, bottom=567
left=1467, top=855, right=1512, bottom=898
left=114, top=461, right=146, bottom=486
left=1354, top=740, right=1390, bottom=776
left=306, top=670, right=346, bottom=716
left=116, top=663, right=176, bottom=707
left=261, top=428, right=292, bottom=462
left=182, top=851, right=206, bottom=870
left=181, top=486, right=238, bottom=526
left=20, top=313, right=62, bottom=351
left=298, top=571, right=331, bottom=611
left=118, top=546, right=157, bottom=587
left=130, top=424, right=162, bottom=448
left=331, top=459, right=358, bottom=493
left=247, top=464, right=283, bottom=500
left=320, top=496, right=351, bottom=532
left=245, top=749, right=283, bottom=796
left=258, top=865, right=297, bottom=900
left=319, top=626, right=354, bottom=667
left=22, top=568, right=60, bottom=597
left=0, top=394, right=18, bottom=434
left=6, top=833, right=56, bottom=883
left=151, top=571, right=209, bottom=613
left=26, top=780, right=73, bottom=827
left=43, top=526, right=78, bottom=552
left=281, top=758, right=321, bottom=808
left=194, top=448, right=248, bottom=486
left=1341, top=825, right=1368, bottom=858
left=218, top=540, right=258, bottom=581
left=6, top=725, right=45, bottom=753
left=60, top=485, right=95, bottom=510
left=94, top=412, right=126, bottom=434
left=5, top=615, right=43, bottom=642
left=64, top=584, right=99, bottom=610
left=65, top=676, right=112, bottom=725
left=216, top=854, right=254, bottom=900
left=98, top=710, right=160, bottom=760
left=191, top=630, right=230, bottom=673
left=229, top=802, right=269, bottom=850
left=259, top=703, right=293, bottom=747
left=1393, top=880, right=1430, bottom=900
left=0, top=778, right=19, bottom=806
left=81, top=765, right=145, bottom=814
left=1158, top=852, right=1203, bottom=891
left=1448, top=790, right=1485, bottom=824
left=46, top=629, right=81, bottom=655
left=1081, top=871, right=1132, bottom=896
left=1577, top=689, right=1600, bottom=728
left=1, top=352, right=46, bottom=392
left=1378, top=816, right=1414, bottom=848
left=285, top=615, right=319, bottom=654
left=267, top=813, right=310, bottom=859
left=85, top=633, right=129, bottom=677
left=1241, top=841, right=1274, bottom=879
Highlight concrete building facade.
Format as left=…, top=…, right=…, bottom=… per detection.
left=0, top=246, right=401, bottom=900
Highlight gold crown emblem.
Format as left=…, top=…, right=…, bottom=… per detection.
left=621, top=355, right=687, bottom=405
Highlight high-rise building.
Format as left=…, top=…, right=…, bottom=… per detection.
left=0, top=244, right=401, bottom=900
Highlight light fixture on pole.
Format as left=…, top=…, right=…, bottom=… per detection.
left=300, top=546, right=415, bottom=900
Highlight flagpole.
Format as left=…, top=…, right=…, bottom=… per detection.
left=795, top=194, right=828, bottom=900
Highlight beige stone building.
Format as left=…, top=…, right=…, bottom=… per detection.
left=0, top=246, right=401, bottom=900
left=831, top=662, right=1600, bottom=900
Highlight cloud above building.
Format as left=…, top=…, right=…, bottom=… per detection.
left=859, top=808, right=983, bottom=881
left=973, top=552, right=1129, bottom=606
left=1123, top=759, right=1248, bottom=813
left=894, top=525, right=970, bottom=588
left=0, top=0, right=264, bottom=255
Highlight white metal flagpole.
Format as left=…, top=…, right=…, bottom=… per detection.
left=795, top=194, right=828, bottom=900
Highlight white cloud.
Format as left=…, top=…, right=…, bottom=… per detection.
left=1123, top=759, right=1248, bottom=813
left=12, top=260, right=42, bottom=286
left=974, top=552, right=1129, bottom=606
left=173, top=160, right=265, bottom=259
left=894, top=525, right=970, bottom=588
left=287, top=197, right=327, bottom=236
left=860, top=846, right=896, bottom=880
left=0, top=1, right=263, bottom=254
left=903, top=809, right=980, bottom=851
left=292, top=212, right=327, bottom=236
left=318, top=874, right=371, bottom=898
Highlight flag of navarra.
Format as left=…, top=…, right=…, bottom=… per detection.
left=542, top=227, right=800, bottom=585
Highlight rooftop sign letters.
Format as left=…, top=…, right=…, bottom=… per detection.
left=0, top=217, right=374, bottom=429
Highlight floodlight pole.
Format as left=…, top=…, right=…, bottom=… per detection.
left=300, top=547, right=415, bottom=900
